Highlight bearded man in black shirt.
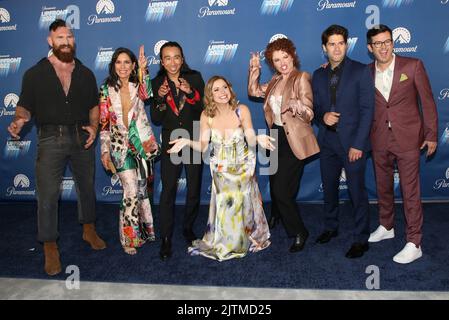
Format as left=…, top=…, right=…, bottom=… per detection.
left=7, top=19, right=106, bottom=276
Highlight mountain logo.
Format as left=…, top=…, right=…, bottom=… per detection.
left=393, top=27, right=411, bottom=44
left=96, top=0, right=115, bottom=15
left=0, top=8, right=11, bottom=23
left=4, top=93, right=18, bottom=109
left=14, top=174, right=30, bottom=188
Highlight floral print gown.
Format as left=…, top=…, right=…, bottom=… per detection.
left=188, top=114, right=271, bottom=261
left=99, top=73, right=159, bottom=249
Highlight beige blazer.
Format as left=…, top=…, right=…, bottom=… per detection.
left=248, top=68, right=319, bottom=160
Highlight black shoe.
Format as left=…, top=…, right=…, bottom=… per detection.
left=315, top=230, right=338, bottom=244
left=345, top=242, right=369, bottom=259
left=289, top=231, right=309, bottom=253
left=268, top=216, right=280, bottom=229
left=182, top=228, right=197, bottom=243
left=159, top=237, right=172, bottom=261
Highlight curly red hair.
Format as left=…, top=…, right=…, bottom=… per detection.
left=264, top=38, right=299, bottom=70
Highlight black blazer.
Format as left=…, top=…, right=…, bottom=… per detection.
left=149, top=71, right=205, bottom=144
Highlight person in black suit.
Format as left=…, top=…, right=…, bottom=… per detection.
left=312, top=25, right=374, bottom=258
left=150, top=41, right=205, bottom=260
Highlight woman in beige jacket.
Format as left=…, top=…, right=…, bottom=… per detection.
left=248, top=38, right=319, bottom=253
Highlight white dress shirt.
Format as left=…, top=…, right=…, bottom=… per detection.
left=375, top=53, right=396, bottom=102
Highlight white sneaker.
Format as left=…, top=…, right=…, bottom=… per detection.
left=368, top=225, right=395, bottom=242
left=393, top=242, right=422, bottom=264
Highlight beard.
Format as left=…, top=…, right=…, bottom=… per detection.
left=52, top=44, right=76, bottom=63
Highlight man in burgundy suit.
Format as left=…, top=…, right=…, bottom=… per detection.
left=366, top=25, right=438, bottom=264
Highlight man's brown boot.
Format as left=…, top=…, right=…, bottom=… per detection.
left=82, top=223, right=106, bottom=250
left=43, top=242, right=62, bottom=276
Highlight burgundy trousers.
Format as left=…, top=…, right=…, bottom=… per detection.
left=372, top=131, right=423, bottom=246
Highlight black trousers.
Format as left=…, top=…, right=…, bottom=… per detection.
left=159, top=151, right=202, bottom=239
left=269, top=125, right=306, bottom=237
left=36, top=125, right=96, bottom=242
left=319, top=130, right=370, bottom=243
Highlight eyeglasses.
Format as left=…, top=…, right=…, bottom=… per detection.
left=370, top=39, right=393, bottom=48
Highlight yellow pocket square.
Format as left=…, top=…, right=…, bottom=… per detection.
left=399, top=73, right=408, bottom=82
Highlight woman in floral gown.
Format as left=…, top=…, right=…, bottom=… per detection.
left=168, top=76, right=274, bottom=261
left=99, top=46, right=159, bottom=255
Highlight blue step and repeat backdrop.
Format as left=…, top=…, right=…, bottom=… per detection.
left=0, top=0, right=448, bottom=204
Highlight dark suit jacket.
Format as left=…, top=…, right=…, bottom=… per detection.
left=149, top=70, right=205, bottom=151
left=312, top=57, right=375, bottom=153
left=369, top=55, right=438, bottom=153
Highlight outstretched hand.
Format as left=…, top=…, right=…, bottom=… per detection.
left=178, top=78, right=192, bottom=95
left=138, top=45, right=147, bottom=70
left=257, top=134, right=276, bottom=151
left=249, top=52, right=261, bottom=72
left=420, top=140, right=437, bottom=157
left=81, top=125, right=97, bottom=149
left=167, top=138, right=191, bottom=153
left=7, top=118, right=26, bottom=139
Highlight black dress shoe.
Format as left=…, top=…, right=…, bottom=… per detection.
left=289, top=231, right=309, bottom=253
left=345, top=242, right=369, bottom=259
left=159, top=237, right=172, bottom=261
left=315, top=230, right=338, bottom=244
left=182, top=228, right=198, bottom=243
left=268, top=216, right=280, bottom=229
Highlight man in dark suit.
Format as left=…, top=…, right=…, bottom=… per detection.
left=366, top=25, right=438, bottom=264
left=313, top=25, right=374, bottom=258
left=150, top=41, right=205, bottom=260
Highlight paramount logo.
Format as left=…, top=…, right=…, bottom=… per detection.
left=0, top=8, right=10, bottom=23
left=198, top=0, right=236, bottom=18
left=88, top=0, right=122, bottom=25
left=146, top=39, right=168, bottom=65
left=317, top=0, right=357, bottom=11
left=101, top=174, right=123, bottom=196
left=439, top=88, right=449, bottom=100
left=96, top=0, right=115, bottom=14
left=433, top=168, right=449, bottom=190
left=6, top=174, right=35, bottom=197
left=392, top=27, right=418, bottom=53
left=318, top=169, right=348, bottom=192
left=0, top=7, right=17, bottom=31
left=0, top=93, right=18, bottom=117
left=269, top=33, right=288, bottom=43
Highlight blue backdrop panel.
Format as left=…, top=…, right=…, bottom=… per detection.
left=1, top=0, right=448, bottom=204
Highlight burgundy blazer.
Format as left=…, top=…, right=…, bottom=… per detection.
left=369, top=55, right=438, bottom=153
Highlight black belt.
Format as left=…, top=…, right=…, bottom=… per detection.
left=38, top=124, right=86, bottom=138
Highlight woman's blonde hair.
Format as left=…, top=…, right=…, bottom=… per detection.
left=203, top=76, right=238, bottom=118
